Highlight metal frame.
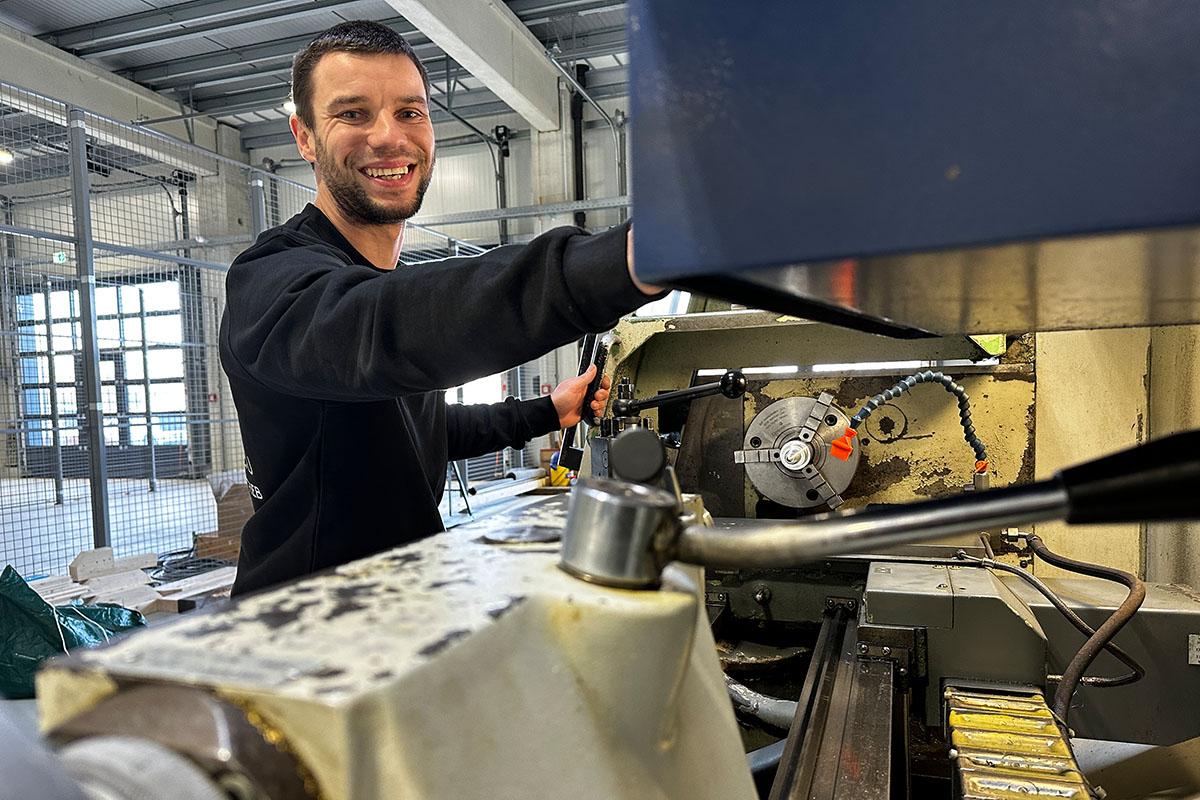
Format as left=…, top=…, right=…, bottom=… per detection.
left=769, top=606, right=899, bottom=800
left=67, top=106, right=110, bottom=549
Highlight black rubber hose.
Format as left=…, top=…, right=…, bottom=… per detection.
left=747, top=739, right=787, bottom=778
left=955, top=550, right=1143, bottom=688
left=1026, top=534, right=1146, bottom=724
left=849, top=370, right=987, bottom=464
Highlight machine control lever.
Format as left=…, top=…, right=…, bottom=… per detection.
left=582, top=333, right=617, bottom=426
left=561, top=429, right=1200, bottom=589
left=557, top=333, right=599, bottom=471
left=611, top=369, right=746, bottom=417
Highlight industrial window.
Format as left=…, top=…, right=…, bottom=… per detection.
left=14, top=276, right=188, bottom=476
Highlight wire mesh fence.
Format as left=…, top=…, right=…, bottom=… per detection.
left=1, top=80, right=552, bottom=577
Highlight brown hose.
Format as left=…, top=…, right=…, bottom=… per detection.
left=1026, top=534, right=1146, bottom=726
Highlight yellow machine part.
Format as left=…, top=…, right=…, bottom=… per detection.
left=946, top=686, right=1093, bottom=800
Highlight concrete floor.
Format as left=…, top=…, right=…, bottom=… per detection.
left=1, top=478, right=216, bottom=578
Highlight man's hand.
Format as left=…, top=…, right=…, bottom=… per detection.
left=552, top=364, right=611, bottom=428
left=627, top=227, right=664, bottom=295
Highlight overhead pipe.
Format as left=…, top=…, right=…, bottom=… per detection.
left=546, top=49, right=624, bottom=218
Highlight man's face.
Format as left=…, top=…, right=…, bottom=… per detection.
left=293, top=52, right=435, bottom=224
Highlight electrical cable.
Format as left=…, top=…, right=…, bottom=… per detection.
left=954, top=549, right=1143, bottom=689
left=850, top=370, right=988, bottom=468
left=149, top=548, right=233, bottom=583
left=1023, top=534, right=1146, bottom=725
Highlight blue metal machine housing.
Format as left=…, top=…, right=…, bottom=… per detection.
left=628, top=2, right=1200, bottom=335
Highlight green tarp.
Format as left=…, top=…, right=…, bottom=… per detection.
left=0, top=565, right=146, bottom=699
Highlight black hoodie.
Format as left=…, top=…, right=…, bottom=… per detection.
left=219, top=204, right=643, bottom=595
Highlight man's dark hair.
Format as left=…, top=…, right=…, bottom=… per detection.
left=291, top=20, right=431, bottom=129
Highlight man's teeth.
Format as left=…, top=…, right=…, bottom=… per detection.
left=363, top=166, right=410, bottom=178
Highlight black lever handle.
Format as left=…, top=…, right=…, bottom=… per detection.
left=1060, top=429, right=1200, bottom=524
left=582, top=333, right=615, bottom=427
left=557, top=333, right=598, bottom=471
left=611, top=369, right=747, bottom=417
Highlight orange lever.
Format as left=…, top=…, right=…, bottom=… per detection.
left=831, top=428, right=856, bottom=462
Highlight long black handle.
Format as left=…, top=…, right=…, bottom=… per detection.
left=582, top=335, right=611, bottom=426
left=1059, top=429, right=1200, bottom=523
left=557, top=334, right=598, bottom=471
left=612, top=369, right=747, bottom=417
left=677, top=431, right=1200, bottom=571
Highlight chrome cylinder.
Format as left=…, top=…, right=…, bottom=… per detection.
left=559, top=477, right=680, bottom=589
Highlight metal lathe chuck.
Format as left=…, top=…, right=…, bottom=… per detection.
left=734, top=392, right=861, bottom=510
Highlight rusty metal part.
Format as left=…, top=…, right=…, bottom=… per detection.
left=716, top=639, right=810, bottom=670
left=946, top=686, right=1093, bottom=800
left=47, top=684, right=317, bottom=799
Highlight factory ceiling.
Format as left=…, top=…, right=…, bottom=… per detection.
left=0, top=0, right=629, bottom=150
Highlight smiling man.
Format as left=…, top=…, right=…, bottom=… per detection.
left=218, top=21, right=658, bottom=596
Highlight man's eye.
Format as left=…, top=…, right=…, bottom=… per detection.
left=401, top=110, right=423, bottom=120
left=338, top=110, right=361, bottom=119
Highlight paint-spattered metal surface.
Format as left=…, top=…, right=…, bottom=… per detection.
left=38, top=495, right=757, bottom=800
left=603, top=312, right=1034, bottom=519
left=673, top=370, right=1034, bottom=518
left=746, top=371, right=1034, bottom=513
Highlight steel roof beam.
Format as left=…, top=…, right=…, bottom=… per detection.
left=172, top=52, right=460, bottom=94
left=138, top=38, right=446, bottom=92
left=382, top=0, right=561, bottom=131
left=210, top=61, right=625, bottom=119
left=67, top=0, right=360, bottom=59
left=138, top=23, right=625, bottom=94
left=511, top=0, right=627, bottom=27
left=182, top=26, right=626, bottom=102
left=543, top=26, right=628, bottom=61
left=120, top=20, right=426, bottom=85
left=42, top=0, right=306, bottom=49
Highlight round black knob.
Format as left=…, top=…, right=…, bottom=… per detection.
left=609, top=427, right=667, bottom=485
left=720, top=369, right=747, bottom=399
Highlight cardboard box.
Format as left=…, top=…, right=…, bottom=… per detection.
left=193, top=481, right=253, bottom=564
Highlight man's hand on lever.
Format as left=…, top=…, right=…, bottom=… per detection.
left=552, top=364, right=611, bottom=428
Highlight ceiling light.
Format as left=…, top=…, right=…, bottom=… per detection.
left=0, top=149, right=13, bottom=165
left=282, top=101, right=297, bottom=114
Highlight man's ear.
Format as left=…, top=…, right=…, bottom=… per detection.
left=290, top=114, right=316, bottom=164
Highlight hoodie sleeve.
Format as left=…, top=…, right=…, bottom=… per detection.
left=221, top=221, right=645, bottom=402
left=445, top=396, right=559, bottom=460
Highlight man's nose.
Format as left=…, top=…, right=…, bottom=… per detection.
left=366, top=114, right=406, bottom=150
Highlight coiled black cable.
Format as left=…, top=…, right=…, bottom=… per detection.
left=149, top=548, right=234, bottom=583
left=1025, top=534, right=1146, bottom=725
left=955, top=550, right=1144, bottom=690
left=850, top=370, right=987, bottom=465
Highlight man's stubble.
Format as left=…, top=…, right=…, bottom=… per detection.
left=314, top=133, right=434, bottom=225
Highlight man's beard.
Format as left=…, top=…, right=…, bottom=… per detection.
left=314, top=135, right=433, bottom=225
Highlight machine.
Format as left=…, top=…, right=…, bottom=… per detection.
left=13, top=3, right=1200, bottom=799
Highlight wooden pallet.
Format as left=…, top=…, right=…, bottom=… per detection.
left=29, top=575, right=89, bottom=606
left=68, top=547, right=157, bottom=582
left=157, top=566, right=237, bottom=601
